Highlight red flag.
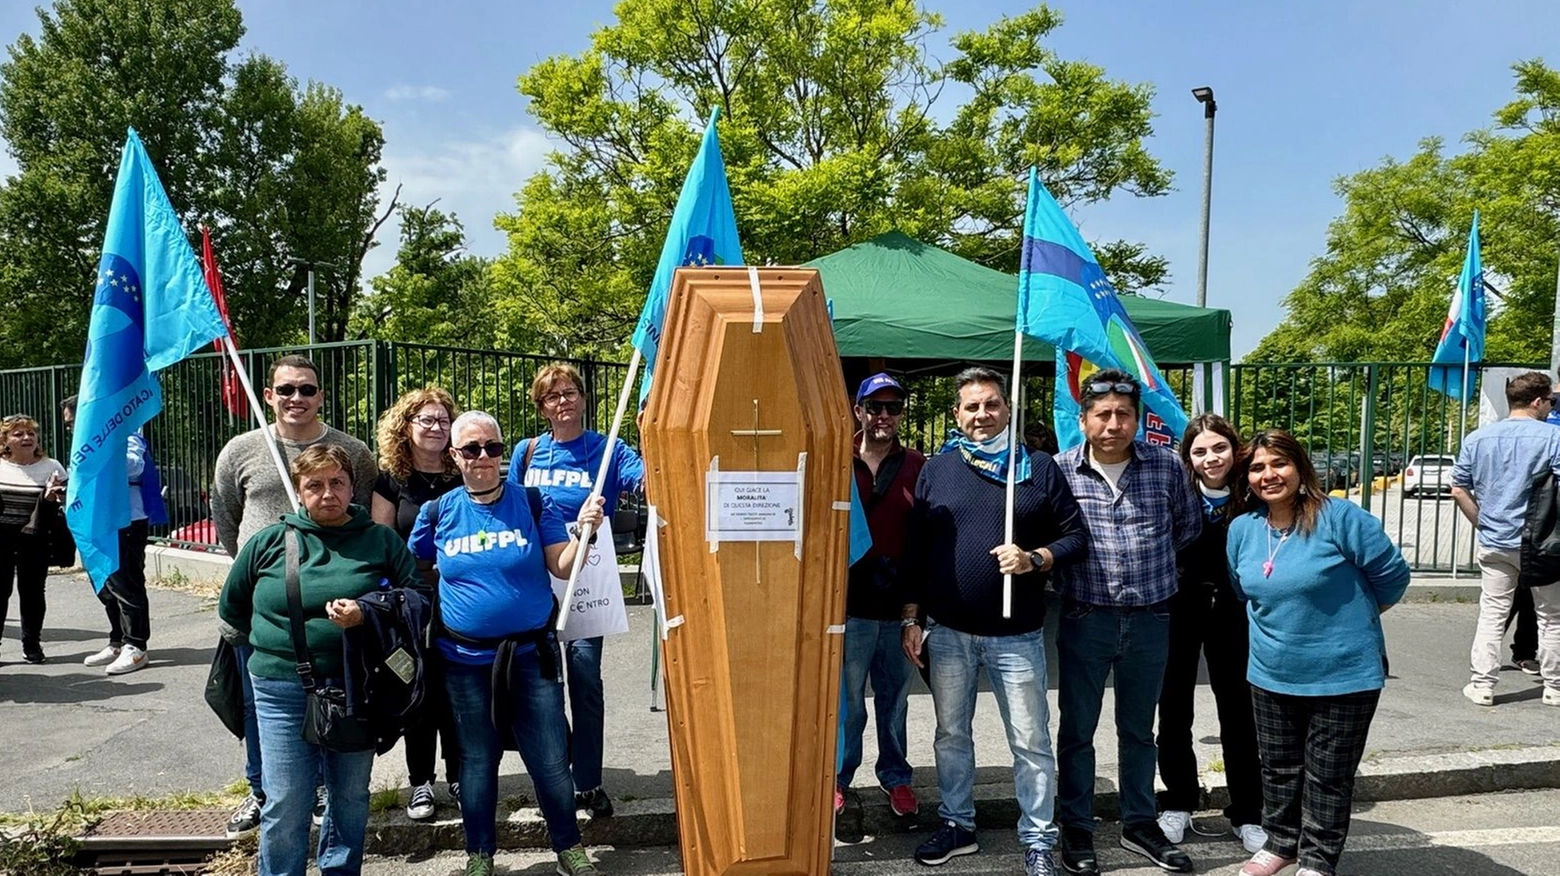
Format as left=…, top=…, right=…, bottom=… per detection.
left=200, top=227, right=245, bottom=419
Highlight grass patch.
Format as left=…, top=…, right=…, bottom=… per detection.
left=206, top=833, right=258, bottom=876
left=1207, top=758, right=1225, bottom=774
left=149, top=565, right=225, bottom=600
left=368, top=785, right=401, bottom=815
left=0, top=785, right=247, bottom=828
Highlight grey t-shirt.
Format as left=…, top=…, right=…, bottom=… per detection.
left=210, top=424, right=377, bottom=556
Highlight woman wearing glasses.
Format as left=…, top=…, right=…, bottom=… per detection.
left=0, top=414, right=66, bottom=664
left=411, top=411, right=606, bottom=876
left=371, top=387, right=464, bottom=822
left=1227, top=430, right=1409, bottom=876
left=508, top=363, right=644, bottom=819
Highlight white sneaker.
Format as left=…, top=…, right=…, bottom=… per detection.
left=83, top=645, right=121, bottom=667
left=1462, top=683, right=1494, bottom=706
left=105, top=645, right=148, bottom=675
left=1544, top=689, right=1560, bottom=707
left=406, top=782, right=436, bottom=821
left=1156, top=809, right=1192, bottom=844
left=1233, top=822, right=1269, bottom=854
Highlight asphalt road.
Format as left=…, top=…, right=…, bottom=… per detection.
left=360, top=789, right=1560, bottom=875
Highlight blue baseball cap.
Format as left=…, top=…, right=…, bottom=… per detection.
left=855, top=372, right=906, bottom=404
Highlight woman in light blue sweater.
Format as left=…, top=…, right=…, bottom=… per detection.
left=1225, top=430, right=1410, bottom=876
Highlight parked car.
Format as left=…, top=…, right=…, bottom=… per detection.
left=1402, top=455, right=1456, bottom=497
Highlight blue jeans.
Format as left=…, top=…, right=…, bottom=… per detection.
left=236, top=644, right=263, bottom=799
left=565, top=636, right=605, bottom=792
left=1056, top=598, right=1172, bottom=830
left=445, top=644, right=581, bottom=854
left=838, top=617, right=914, bottom=789
left=249, top=673, right=374, bottom=876
left=925, top=622, right=1058, bottom=850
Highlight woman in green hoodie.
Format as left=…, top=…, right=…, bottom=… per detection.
left=219, top=444, right=420, bottom=876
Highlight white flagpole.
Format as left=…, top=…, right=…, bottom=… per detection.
left=557, top=346, right=644, bottom=631
left=1002, top=329, right=1023, bottom=619
left=1451, top=344, right=1471, bottom=577
left=219, top=334, right=299, bottom=510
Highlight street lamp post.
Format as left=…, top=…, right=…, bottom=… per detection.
left=285, top=257, right=343, bottom=346
left=1192, top=86, right=1217, bottom=309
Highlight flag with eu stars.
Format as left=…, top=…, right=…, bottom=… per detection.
left=631, top=106, right=744, bottom=405
left=1015, top=168, right=1188, bottom=450
left=66, top=129, right=230, bottom=590
left=1427, top=211, right=1485, bottom=399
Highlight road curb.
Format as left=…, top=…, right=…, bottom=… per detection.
left=360, top=747, right=1560, bottom=854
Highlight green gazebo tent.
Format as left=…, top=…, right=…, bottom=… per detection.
left=804, top=230, right=1231, bottom=368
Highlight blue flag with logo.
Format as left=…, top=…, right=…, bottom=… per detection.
left=1015, top=168, right=1188, bottom=450
left=66, top=129, right=229, bottom=590
left=631, top=107, right=744, bottom=405
left=1428, top=211, right=1485, bottom=399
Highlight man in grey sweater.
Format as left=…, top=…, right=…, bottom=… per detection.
left=210, top=353, right=377, bottom=838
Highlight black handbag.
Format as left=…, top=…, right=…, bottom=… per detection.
left=21, top=491, right=76, bottom=568
left=1521, top=471, right=1560, bottom=589
left=204, top=638, right=246, bottom=739
left=283, top=527, right=376, bottom=753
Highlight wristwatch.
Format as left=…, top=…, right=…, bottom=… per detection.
left=1027, top=549, right=1047, bottom=572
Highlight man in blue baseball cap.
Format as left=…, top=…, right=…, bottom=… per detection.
left=837, top=372, right=925, bottom=822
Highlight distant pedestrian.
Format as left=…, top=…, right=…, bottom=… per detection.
left=0, top=414, right=66, bottom=664
left=1227, top=429, right=1409, bottom=876
left=1451, top=370, right=1560, bottom=707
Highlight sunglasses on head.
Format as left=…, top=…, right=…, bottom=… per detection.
left=863, top=400, right=904, bottom=415
left=272, top=383, right=319, bottom=398
left=456, top=441, right=506, bottom=460
left=1083, top=380, right=1137, bottom=397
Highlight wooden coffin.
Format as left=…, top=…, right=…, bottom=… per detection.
left=641, top=267, right=851, bottom=876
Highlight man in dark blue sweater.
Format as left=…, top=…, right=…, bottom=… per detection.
left=899, top=367, right=1089, bottom=876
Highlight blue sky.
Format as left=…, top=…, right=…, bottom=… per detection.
left=2, top=0, right=1557, bottom=358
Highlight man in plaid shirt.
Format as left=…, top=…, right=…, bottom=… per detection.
left=1051, top=368, right=1202, bottom=875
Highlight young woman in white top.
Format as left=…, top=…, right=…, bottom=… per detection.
left=0, top=414, right=66, bottom=663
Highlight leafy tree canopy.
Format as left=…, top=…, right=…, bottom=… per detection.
left=491, top=0, right=1173, bottom=357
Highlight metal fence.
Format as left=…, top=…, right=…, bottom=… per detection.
left=0, top=349, right=1535, bottom=574
left=0, top=340, right=631, bottom=551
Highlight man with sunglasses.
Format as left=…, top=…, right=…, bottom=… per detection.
left=1052, top=368, right=1202, bottom=875
left=837, top=373, right=925, bottom=821
left=210, top=354, right=378, bottom=838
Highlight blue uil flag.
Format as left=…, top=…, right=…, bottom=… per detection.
left=631, top=106, right=744, bottom=405
left=1015, top=168, right=1188, bottom=450
left=66, top=130, right=229, bottom=589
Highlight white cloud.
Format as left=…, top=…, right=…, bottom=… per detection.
left=364, top=125, right=556, bottom=280
left=383, top=84, right=452, bottom=102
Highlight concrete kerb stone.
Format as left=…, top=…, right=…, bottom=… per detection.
left=360, top=746, right=1560, bottom=855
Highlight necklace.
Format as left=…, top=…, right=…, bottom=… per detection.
left=1264, top=521, right=1293, bottom=578
left=466, top=483, right=502, bottom=499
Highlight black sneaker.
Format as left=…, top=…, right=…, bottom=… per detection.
left=22, top=646, right=45, bottom=665
left=225, top=793, right=263, bottom=838
left=1120, top=820, right=1194, bottom=873
left=574, top=786, right=614, bottom=818
left=449, top=781, right=462, bottom=812
left=913, top=820, right=978, bottom=866
left=312, top=785, right=326, bottom=827
left=1058, top=825, right=1099, bottom=875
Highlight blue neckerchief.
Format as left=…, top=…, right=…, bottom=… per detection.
left=950, top=432, right=1032, bottom=486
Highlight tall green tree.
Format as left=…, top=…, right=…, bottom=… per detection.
left=0, top=0, right=394, bottom=367
left=1255, top=59, right=1560, bottom=366
left=352, top=203, right=496, bottom=347
left=493, top=1, right=1172, bottom=357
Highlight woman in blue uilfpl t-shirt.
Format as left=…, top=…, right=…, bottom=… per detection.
left=1226, top=429, right=1409, bottom=876
left=506, top=362, right=644, bottom=820
left=409, top=410, right=604, bottom=875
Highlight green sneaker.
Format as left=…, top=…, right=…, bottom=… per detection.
left=465, top=852, right=494, bottom=876
left=556, top=845, right=599, bottom=876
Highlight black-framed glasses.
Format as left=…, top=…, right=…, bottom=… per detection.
left=272, top=383, right=319, bottom=398
left=1082, top=380, right=1137, bottom=397
left=863, top=400, right=904, bottom=416
left=541, top=389, right=581, bottom=407
left=456, top=441, right=506, bottom=460
left=410, top=414, right=451, bottom=430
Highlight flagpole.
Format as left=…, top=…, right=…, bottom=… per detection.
left=557, top=346, right=644, bottom=631
left=1002, top=329, right=1023, bottom=619
left=1449, top=345, right=1471, bottom=578
left=219, top=334, right=299, bottom=510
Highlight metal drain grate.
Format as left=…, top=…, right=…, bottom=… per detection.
left=79, top=811, right=235, bottom=875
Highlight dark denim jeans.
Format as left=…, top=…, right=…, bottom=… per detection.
left=1056, top=598, right=1171, bottom=829
left=565, top=636, right=606, bottom=792
left=838, top=617, right=914, bottom=789
left=445, top=643, right=580, bottom=854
